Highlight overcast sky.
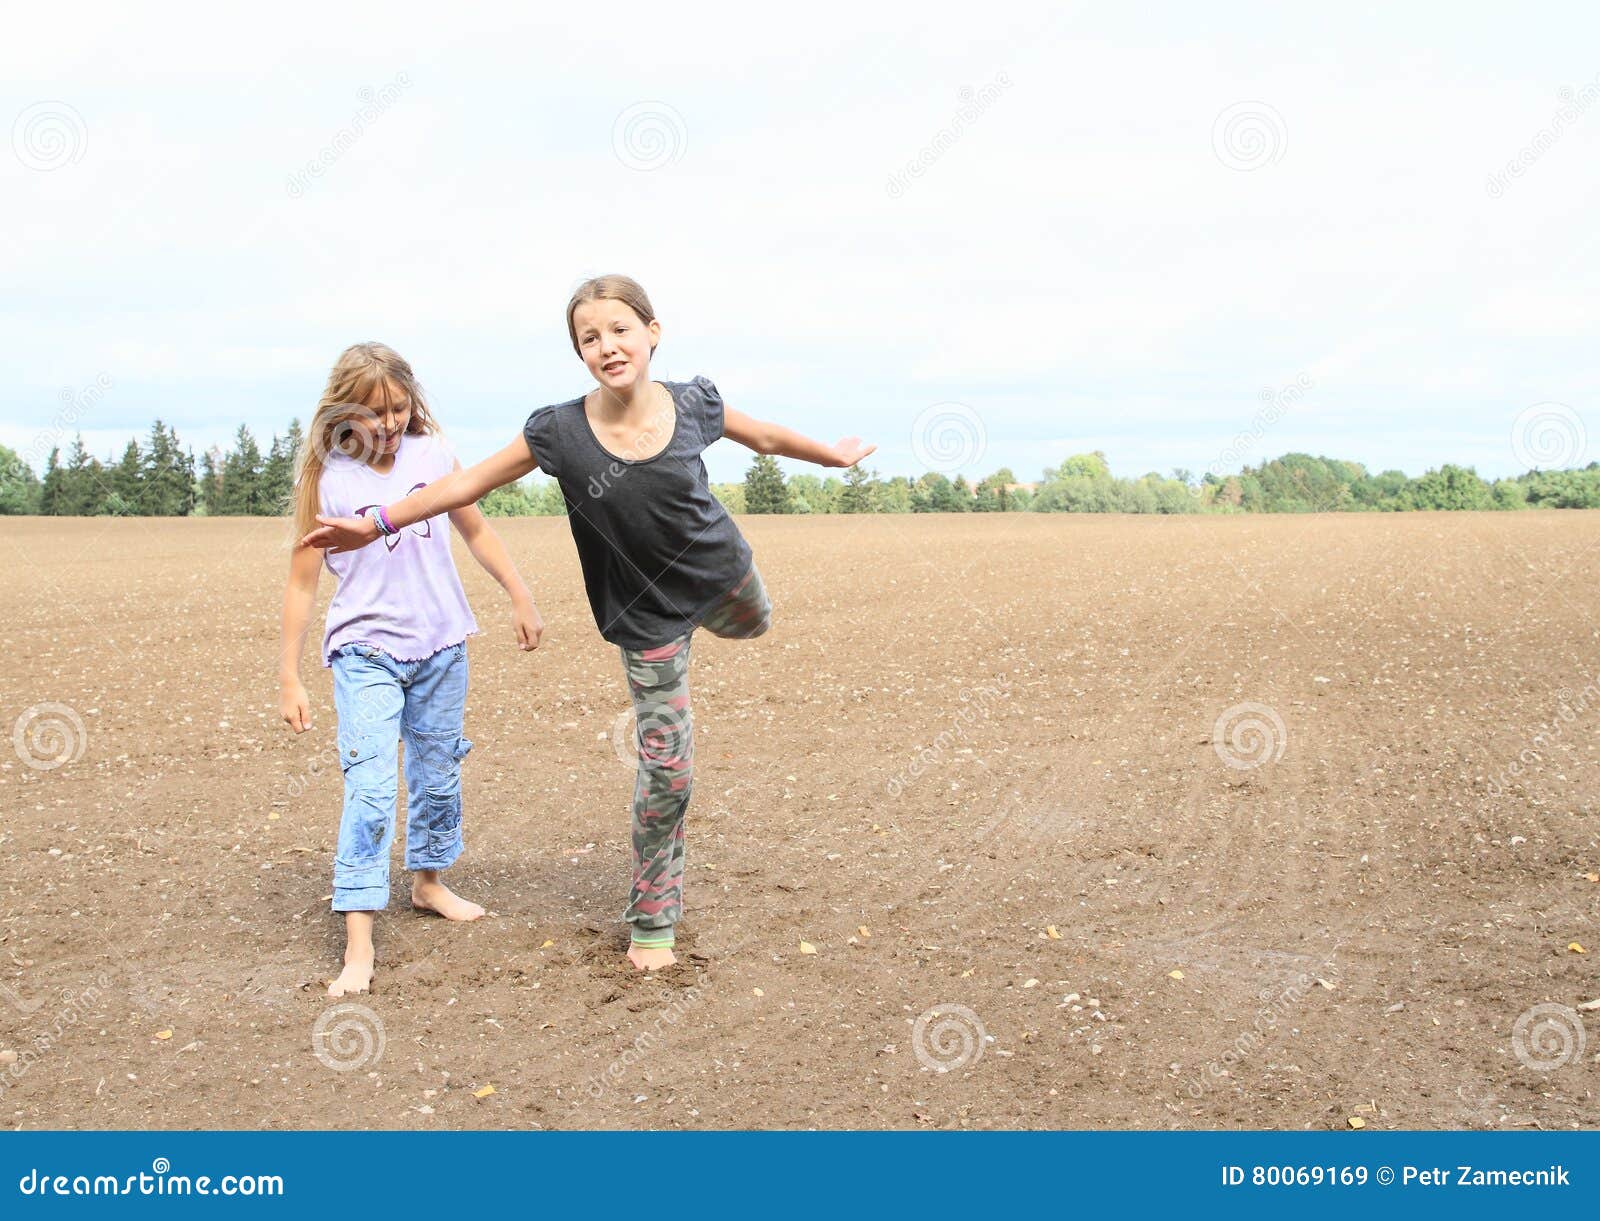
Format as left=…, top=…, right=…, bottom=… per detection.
left=4, top=2, right=1597, bottom=485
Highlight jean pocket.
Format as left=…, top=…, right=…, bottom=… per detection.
left=414, top=735, right=470, bottom=856
left=338, top=732, right=386, bottom=774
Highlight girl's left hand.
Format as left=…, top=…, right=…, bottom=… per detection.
left=831, top=437, right=877, bottom=467
left=513, top=597, right=545, bottom=652
left=300, top=514, right=380, bottom=553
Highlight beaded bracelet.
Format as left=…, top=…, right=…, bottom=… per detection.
left=365, top=505, right=396, bottom=537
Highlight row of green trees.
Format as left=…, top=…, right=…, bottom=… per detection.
left=6, top=423, right=1600, bottom=516
left=727, top=451, right=1600, bottom=514
left=1, top=422, right=305, bottom=517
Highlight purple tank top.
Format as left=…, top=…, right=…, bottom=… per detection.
left=317, top=432, right=479, bottom=667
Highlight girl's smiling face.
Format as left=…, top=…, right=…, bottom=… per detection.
left=348, top=378, right=412, bottom=462
left=572, top=297, right=660, bottom=392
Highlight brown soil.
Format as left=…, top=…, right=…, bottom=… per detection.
left=2, top=512, right=1597, bottom=1129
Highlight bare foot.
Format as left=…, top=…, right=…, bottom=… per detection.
left=627, top=944, right=677, bottom=971
left=328, top=955, right=373, bottom=997
left=329, top=910, right=375, bottom=997
left=328, top=946, right=374, bottom=997
left=411, top=875, right=485, bottom=922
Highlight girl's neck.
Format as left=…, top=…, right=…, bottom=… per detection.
left=592, top=375, right=659, bottom=419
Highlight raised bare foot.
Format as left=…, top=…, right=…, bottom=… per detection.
left=411, top=875, right=485, bottom=922
left=328, top=946, right=374, bottom=997
left=627, top=943, right=677, bottom=971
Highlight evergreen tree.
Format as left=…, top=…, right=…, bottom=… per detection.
left=39, top=447, right=65, bottom=515
left=743, top=454, right=792, bottom=514
left=199, top=446, right=225, bottom=516
left=108, top=438, right=143, bottom=514
left=220, top=425, right=263, bottom=514
left=62, top=435, right=104, bottom=515
left=259, top=431, right=296, bottom=515
left=949, top=475, right=975, bottom=512
left=177, top=444, right=197, bottom=515
left=839, top=464, right=876, bottom=513
left=141, top=420, right=195, bottom=515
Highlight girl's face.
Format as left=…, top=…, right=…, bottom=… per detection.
left=348, top=379, right=411, bottom=462
left=572, top=297, right=660, bottom=393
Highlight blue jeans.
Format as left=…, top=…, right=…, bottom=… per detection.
left=329, top=642, right=473, bottom=912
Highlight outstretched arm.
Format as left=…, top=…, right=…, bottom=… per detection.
left=723, top=408, right=876, bottom=468
left=300, top=435, right=539, bottom=552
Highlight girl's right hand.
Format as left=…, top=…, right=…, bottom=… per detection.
left=299, top=513, right=380, bottom=553
left=280, top=681, right=312, bottom=733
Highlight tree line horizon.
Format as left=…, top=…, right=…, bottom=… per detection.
left=5, top=419, right=1600, bottom=517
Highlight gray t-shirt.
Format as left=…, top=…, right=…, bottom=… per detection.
left=523, top=376, right=754, bottom=650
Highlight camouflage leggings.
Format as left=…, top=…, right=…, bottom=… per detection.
left=620, top=565, right=772, bottom=948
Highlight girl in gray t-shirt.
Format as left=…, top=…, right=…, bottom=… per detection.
left=303, top=275, right=875, bottom=972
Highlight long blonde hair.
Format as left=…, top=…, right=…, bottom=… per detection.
left=566, top=274, right=657, bottom=355
left=292, top=342, right=438, bottom=537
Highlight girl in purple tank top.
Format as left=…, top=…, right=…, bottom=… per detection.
left=279, top=343, right=544, bottom=998
left=302, top=281, right=876, bottom=973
